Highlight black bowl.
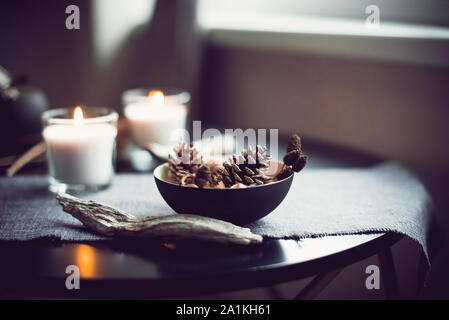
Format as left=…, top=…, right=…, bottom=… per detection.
left=154, top=163, right=293, bottom=225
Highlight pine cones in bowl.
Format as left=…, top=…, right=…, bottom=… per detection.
left=166, top=137, right=306, bottom=189
left=168, top=142, right=226, bottom=189
left=154, top=135, right=307, bottom=225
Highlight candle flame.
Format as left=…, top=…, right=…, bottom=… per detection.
left=74, top=106, right=84, bottom=125
left=147, top=90, right=165, bottom=107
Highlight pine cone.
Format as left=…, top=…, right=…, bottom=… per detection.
left=168, top=142, right=202, bottom=184
left=222, top=145, right=272, bottom=187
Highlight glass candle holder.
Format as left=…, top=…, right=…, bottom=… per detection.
left=122, top=88, right=190, bottom=147
left=42, top=107, right=118, bottom=193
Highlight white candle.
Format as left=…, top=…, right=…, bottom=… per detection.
left=43, top=107, right=117, bottom=187
left=124, top=90, right=187, bottom=147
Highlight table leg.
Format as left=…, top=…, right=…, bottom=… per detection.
left=266, top=285, right=284, bottom=300
left=416, top=252, right=427, bottom=298
left=293, top=268, right=343, bottom=300
left=377, top=246, right=400, bottom=299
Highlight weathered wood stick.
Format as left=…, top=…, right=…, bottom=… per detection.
left=56, top=193, right=263, bottom=245
left=6, top=141, right=46, bottom=177
left=0, top=154, right=45, bottom=168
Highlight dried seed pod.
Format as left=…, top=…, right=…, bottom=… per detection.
left=292, top=154, right=308, bottom=172
left=283, top=149, right=300, bottom=166
left=277, top=165, right=293, bottom=180
left=276, top=134, right=308, bottom=180
left=287, top=134, right=302, bottom=153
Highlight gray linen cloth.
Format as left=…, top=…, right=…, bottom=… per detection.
left=0, top=162, right=439, bottom=261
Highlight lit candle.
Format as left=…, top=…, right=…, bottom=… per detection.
left=42, top=106, right=118, bottom=192
left=124, top=90, right=188, bottom=147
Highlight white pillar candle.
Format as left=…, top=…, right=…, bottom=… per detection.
left=124, top=90, right=188, bottom=147
left=42, top=107, right=117, bottom=188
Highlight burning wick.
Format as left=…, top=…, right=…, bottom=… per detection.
left=147, top=90, right=165, bottom=107
left=74, top=106, right=84, bottom=126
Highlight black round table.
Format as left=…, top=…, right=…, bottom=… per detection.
left=0, top=139, right=403, bottom=299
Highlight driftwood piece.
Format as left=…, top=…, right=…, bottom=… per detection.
left=56, top=193, right=263, bottom=245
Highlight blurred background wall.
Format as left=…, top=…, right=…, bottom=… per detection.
left=0, top=0, right=93, bottom=107
left=0, top=0, right=448, bottom=298
left=200, top=45, right=449, bottom=172
left=1, top=0, right=448, bottom=173
left=0, top=0, right=201, bottom=111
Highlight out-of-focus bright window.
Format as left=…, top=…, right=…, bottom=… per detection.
left=198, top=0, right=449, bottom=28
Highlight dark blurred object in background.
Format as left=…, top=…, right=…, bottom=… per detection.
left=0, top=65, right=48, bottom=157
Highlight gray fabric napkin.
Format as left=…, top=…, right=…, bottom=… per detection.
left=0, top=162, right=439, bottom=261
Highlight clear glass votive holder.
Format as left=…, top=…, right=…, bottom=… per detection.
left=42, top=107, right=118, bottom=193
left=122, top=87, right=191, bottom=147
